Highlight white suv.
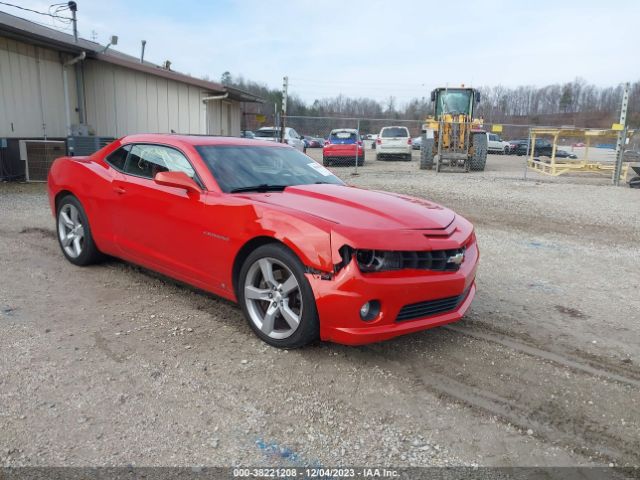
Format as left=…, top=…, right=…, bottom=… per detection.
left=376, top=126, right=412, bottom=161
left=254, top=127, right=305, bottom=152
left=487, top=133, right=509, bottom=154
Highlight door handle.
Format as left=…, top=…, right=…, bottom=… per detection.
left=113, top=186, right=126, bottom=195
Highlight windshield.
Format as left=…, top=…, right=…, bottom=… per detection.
left=254, top=129, right=279, bottom=138
left=196, top=145, right=344, bottom=193
left=381, top=127, right=408, bottom=138
left=436, top=90, right=473, bottom=116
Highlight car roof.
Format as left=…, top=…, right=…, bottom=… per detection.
left=118, top=133, right=288, bottom=148
left=381, top=126, right=409, bottom=129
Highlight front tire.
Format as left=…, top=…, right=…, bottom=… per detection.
left=56, top=194, right=102, bottom=266
left=238, top=244, right=319, bottom=348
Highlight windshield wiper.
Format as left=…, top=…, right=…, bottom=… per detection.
left=230, top=184, right=289, bottom=193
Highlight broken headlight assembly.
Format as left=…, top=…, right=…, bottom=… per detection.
left=355, top=250, right=402, bottom=272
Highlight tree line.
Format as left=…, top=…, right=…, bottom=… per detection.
left=218, top=72, right=639, bottom=128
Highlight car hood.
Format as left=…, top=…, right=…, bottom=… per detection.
left=251, top=184, right=455, bottom=230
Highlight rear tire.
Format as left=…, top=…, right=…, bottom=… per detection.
left=470, top=133, right=488, bottom=171
left=56, top=194, right=103, bottom=266
left=322, top=156, right=331, bottom=166
left=420, top=137, right=435, bottom=170
left=238, top=243, right=319, bottom=348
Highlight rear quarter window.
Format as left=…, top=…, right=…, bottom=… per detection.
left=105, top=145, right=130, bottom=171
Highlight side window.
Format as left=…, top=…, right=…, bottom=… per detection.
left=105, top=145, right=130, bottom=171
left=289, top=129, right=299, bottom=139
left=123, top=144, right=195, bottom=179
left=161, top=147, right=196, bottom=178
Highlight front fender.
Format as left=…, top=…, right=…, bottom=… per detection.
left=257, top=209, right=333, bottom=273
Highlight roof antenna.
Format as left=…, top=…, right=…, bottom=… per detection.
left=140, top=40, right=146, bottom=63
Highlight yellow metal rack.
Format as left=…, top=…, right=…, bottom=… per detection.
left=527, top=128, right=630, bottom=182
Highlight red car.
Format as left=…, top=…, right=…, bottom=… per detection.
left=323, top=129, right=365, bottom=166
left=48, top=134, right=478, bottom=348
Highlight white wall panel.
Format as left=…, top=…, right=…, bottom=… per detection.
left=0, top=38, right=78, bottom=138
left=0, top=36, right=243, bottom=139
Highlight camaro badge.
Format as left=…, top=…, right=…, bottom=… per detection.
left=447, top=252, right=464, bottom=265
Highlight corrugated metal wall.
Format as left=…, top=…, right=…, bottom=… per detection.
left=206, top=100, right=241, bottom=136
left=0, top=36, right=243, bottom=139
left=0, top=37, right=79, bottom=138
left=83, top=60, right=210, bottom=137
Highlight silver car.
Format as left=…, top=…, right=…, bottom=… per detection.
left=254, top=127, right=306, bottom=152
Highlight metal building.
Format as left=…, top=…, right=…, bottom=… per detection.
left=0, top=11, right=262, bottom=179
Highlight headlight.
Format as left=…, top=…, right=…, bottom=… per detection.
left=356, top=250, right=402, bottom=272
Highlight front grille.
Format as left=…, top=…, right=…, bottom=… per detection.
left=396, top=287, right=470, bottom=322
left=400, top=247, right=465, bottom=272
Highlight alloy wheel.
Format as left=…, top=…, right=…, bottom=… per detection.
left=58, top=204, right=85, bottom=258
left=243, top=257, right=303, bottom=340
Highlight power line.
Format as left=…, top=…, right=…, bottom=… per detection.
left=5, top=13, right=72, bottom=32
left=0, top=1, right=72, bottom=20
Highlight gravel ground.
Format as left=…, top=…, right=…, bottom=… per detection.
left=0, top=154, right=638, bottom=468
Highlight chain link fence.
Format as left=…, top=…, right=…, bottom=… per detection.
left=275, top=115, right=635, bottom=184
left=284, top=116, right=423, bottom=174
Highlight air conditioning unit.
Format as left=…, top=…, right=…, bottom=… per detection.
left=19, top=140, right=66, bottom=182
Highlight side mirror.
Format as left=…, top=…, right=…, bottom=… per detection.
left=154, top=170, right=201, bottom=195
left=475, top=92, right=481, bottom=103
left=430, top=90, right=436, bottom=102
left=300, top=135, right=305, bottom=139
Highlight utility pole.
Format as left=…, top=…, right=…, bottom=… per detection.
left=353, top=119, right=360, bottom=176
left=280, top=76, right=288, bottom=143
left=613, top=82, right=630, bottom=186
left=68, top=1, right=78, bottom=43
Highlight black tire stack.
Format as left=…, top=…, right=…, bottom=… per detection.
left=419, top=134, right=435, bottom=170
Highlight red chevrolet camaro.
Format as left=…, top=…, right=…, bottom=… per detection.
left=48, top=134, right=478, bottom=348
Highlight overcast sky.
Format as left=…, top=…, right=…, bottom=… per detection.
left=11, top=0, right=640, bottom=104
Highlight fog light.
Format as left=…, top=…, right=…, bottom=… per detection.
left=360, top=300, right=380, bottom=321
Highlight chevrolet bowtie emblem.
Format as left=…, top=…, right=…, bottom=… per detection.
left=447, top=252, right=464, bottom=265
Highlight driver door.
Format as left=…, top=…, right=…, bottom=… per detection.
left=112, top=143, right=219, bottom=286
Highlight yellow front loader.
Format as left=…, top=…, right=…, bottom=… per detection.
left=420, top=87, right=487, bottom=172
